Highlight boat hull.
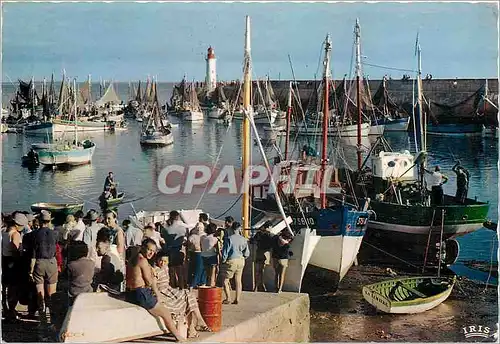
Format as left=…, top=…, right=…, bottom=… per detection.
left=24, top=122, right=53, bottom=136
left=367, top=196, right=490, bottom=238
left=362, top=276, right=455, bottom=314
left=207, top=108, right=225, bottom=119
left=384, top=117, right=410, bottom=132
left=31, top=202, right=84, bottom=216
left=292, top=122, right=370, bottom=137
left=251, top=201, right=370, bottom=283
left=59, top=293, right=168, bottom=343
left=427, top=123, right=484, bottom=136
left=140, top=133, right=174, bottom=146
left=99, top=193, right=125, bottom=208
left=369, top=123, right=385, bottom=136
left=38, top=145, right=96, bottom=166
left=183, top=111, right=204, bottom=122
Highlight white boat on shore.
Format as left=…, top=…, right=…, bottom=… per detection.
left=59, top=292, right=171, bottom=343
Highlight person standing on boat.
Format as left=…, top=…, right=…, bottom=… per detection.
left=103, top=172, right=117, bottom=199
left=425, top=166, right=448, bottom=206
left=452, top=161, right=470, bottom=204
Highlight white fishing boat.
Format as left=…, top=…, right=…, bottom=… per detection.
left=38, top=80, right=96, bottom=167
left=291, top=121, right=370, bottom=137
left=182, top=83, right=204, bottom=122
left=140, top=81, right=174, bottom=147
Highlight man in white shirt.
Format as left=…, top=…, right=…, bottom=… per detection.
left=425, top=165, right=448, bottom=206
left=69, top=211, right=86, bottom=241
left=122, top=220, right=143, bottom=249
left=82, top=210, right=104, bottom=264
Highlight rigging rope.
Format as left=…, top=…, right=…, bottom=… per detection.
left=363, top=240, right=420, bottom=269
left=362, top=62, right=416, bottom=73
left=213, top=194, right=243, bottom=219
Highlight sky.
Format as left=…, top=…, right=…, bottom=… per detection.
left=1, top=1, right=499, bottom=82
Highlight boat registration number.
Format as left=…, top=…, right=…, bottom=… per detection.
left=292, top=217, right=316, bottom=226
left=356, top=217, right=368, bottom=227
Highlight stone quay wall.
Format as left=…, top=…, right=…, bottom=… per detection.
left=217, top=78, right=499, bottom=108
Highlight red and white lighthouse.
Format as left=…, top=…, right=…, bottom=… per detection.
left=205, top=46, right=217, bottom=93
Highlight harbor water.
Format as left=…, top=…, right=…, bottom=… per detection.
left=1, top=84, right=498, bottom=268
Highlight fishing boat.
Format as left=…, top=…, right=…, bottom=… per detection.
left=31, top=202, right=84, bottom=216
left=371, top=77, right=410, bottom=132
left=38, top=80, right=97, bottom=167
left=347, top=35, right=490, bottom=266
left=99, top=192, right=125, bottom=209
left=252, top=32, right=371, bottom=287
left=383, top=117, right=410, bottom=131
left=181, top=83, right=204, bottom=122
left=140, top=81, right=174, bottom=147
left=362, top=276, right=456, bottom=314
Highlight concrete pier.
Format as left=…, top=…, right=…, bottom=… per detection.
left=136, top=291, right=310, bottom=343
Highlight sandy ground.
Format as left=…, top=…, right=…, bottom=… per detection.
left=2, top=265, right=498, bottom=342
left=304, top=265, right=498, bottom=342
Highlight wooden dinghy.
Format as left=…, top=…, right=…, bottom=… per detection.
left=99, top=192, right=125, bottom=209
left=59, top=292, right=169, bottom=343
left=362, top=276, right=456, bottom=314
left=31, top=202, right=84, bottom=216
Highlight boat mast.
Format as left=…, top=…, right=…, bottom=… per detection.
left=416, top=42, right=425, bottom=154
left=242, top=15, right=252, bottom=236
left=320, top=34, right=332, bottom=209
left=88, top=74, right=92, bottom=104
left=74, top=79, right=78, bottom=144
left=354, top=19, right=362, bottom=170
left=284, top=81, right=292, bottom=160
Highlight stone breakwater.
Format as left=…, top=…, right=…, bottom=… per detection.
left=216, top=78, right=499, bottom=109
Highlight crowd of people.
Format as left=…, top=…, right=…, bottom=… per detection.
left=1, top=208, right=294, bottom=341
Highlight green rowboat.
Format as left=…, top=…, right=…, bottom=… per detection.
left=362, top=276, right=456, bottom=314
left=99, top=192, right=125, bottom=209
left=31, top=202, right=84, bottom=216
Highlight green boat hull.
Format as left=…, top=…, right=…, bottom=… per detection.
left=367, top=194, right=490, bottom=238
left=99, top=193, right=125, bottom=209
left=31, top=203, right=84, bottom=216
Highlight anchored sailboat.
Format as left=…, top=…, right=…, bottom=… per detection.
left=38, top=80, right=96, bottom=167
left=140, top=80, right=174, bottom=146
